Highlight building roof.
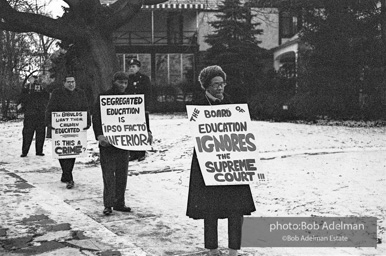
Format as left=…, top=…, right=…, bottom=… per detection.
left=101, top=0, right=222, bottom=10
left=273, top=34, right=300, bottom=52
left=251, top=0, right=324, bottom=8
left=101, top=0, right=325, bottom=8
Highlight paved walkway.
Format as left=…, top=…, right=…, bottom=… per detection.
left=1, top=118, right=385, bottom=256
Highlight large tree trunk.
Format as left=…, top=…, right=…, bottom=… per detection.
left=382, top=0, right=386, bottom=47
left=0, top=0, right=168, bottom=104
left=88, top=33, right=118, bottom=100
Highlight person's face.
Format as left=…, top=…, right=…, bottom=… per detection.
left=114, top=79, right=128, bottom=93
left=128, top=64, right=140, bottom=75
left=207, top=76, right=226, bottom=99
left=64, top=77, right=76, bottom=91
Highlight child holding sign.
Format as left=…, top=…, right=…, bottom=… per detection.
left=186, top=66, right=256, bottom=256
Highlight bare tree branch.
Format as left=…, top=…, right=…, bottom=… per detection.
left=382, top=0, right=386, bottom=46
left=0, top=0, right=87, bottom=41
left=0, top=22, right=31, bottom=33
left=79, top=0, right=102, bottom=17
left=63, top=0, right=80, bottom=9
left=104, top=0, right=143, bottom=31
left=68, top=0, right=102, bottom=17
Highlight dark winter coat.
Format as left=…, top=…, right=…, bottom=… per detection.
left=92, top=86, right=125, bottom=142
left=18, top=83, right=49, bottom=118
left=45, top=87, right=91, bottom=128
left=126, top=72, right=151, bottom=109
left=186, top=92, right=256, bottom=219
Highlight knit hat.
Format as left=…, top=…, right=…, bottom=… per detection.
left=198, top=65, right=226, bottom=90
left=128, top=58, right=141, bottom=67
left=113, top=71, right=129, bottom=81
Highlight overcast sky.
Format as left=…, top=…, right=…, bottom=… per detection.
left=45, top=0, right=67, bottom=17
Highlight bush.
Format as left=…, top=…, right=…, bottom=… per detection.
left=285, top=90, right=386, bottom=121
left=249, top=89, right=383, bottom=122
left=248, top=90, right=293, bottom=121
left=151, top=85, right=194, bottom=113
left=285, top=92, right=324, bottom=121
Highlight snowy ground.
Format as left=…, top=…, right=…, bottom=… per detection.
left=0, top=113, right=385, bottom=256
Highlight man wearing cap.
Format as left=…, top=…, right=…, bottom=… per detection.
left=93, top=71, right=151, bottom=215
left=126, top=58, right=151, bottom=161
left=18, top=75, right=49, bottom=157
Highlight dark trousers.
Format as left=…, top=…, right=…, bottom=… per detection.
left=129, top=150, right=145, bottom=159
left=59, top=158, right=76, bottom=182
left=100, top=146, right=129, bottom=207
left=204, top=215, right=244, bottom=250
left=22, top=115, right=46, bottom=155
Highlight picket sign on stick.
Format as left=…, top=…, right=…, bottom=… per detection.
left=187, top=104, right=267, bottom=186
left=52, top=111, right=88, bottom=159
left=100, top=94, right=151, bottom=151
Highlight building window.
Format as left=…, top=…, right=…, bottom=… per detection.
left=117, top=53, right=194, bottom=86
left=280, top=11, right=298, bottom=38
left=117, top=54, right=124, bottom=70
left=116, top=53, right=151, bottom=79
left=155, top=53, right=194, bottom=87
left=167, top=12, right=183, bottom=44
left=155, top=54, right=168, bottom=86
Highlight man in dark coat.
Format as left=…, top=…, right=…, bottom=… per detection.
left=186, top=65, right=256, bottom=256
left=93, top=71, right=151, bottom=216
left=19, top=75, right=49, bottom=157
left=126, top=58, right=151, bottom=162
left=45, top=75, right=91, bottom=189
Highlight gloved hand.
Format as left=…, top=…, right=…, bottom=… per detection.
left=97, top=135, right=110, bottom=147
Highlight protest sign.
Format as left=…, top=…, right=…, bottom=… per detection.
left=52, top=111, right=88, bottom=159
left=187, top=104, right=266, bottom=186
left=99, top=94, right=151, bottom=150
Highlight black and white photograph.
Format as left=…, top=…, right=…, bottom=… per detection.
left=0, top=0, right=385, bottom=255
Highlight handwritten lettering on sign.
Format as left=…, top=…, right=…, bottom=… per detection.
left=100, top=95, right=151, bottom=150
left=52, top=111, right=88, bottom=159
left=187, top=104, right=266, bottom=186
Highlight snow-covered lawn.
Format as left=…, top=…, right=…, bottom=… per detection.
left=0, top=114, right=385, bottom=255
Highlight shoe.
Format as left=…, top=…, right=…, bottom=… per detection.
left=36, top=153, right=45, bottom=156
left=20, top=154, right=27, bottom=157
left=66, top=181, right=74, bottom=189
left=113, top=205, right=131, bottom=212
left=103, top=207, right=112, bottom=216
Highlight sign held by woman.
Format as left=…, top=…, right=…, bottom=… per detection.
left=187, top=104, right=266, bottom=186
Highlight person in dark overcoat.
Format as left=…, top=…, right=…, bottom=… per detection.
left=19, top=75, right=49, bottom=157
left=93, top=71, right=152, bottom=216
left=45, top=75, right=91, bottom=189
left=126, top=58, right=151, bottom=162
left=186, top=65, right=256, bottom=256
